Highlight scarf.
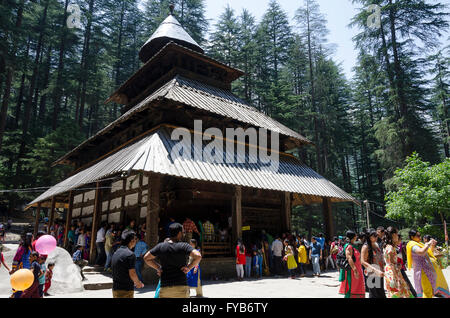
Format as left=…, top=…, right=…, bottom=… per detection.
left=406, top=240, right=435, bottom=270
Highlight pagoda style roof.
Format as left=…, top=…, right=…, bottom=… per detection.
left=31, top=126, right=355, bottom=207
left=139, top=14, right=204, bottom=63
left=54, top=75, right=312, bottom=166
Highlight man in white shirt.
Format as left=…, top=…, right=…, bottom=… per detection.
left=271, top=235, right=283, bottom=277
left=95, top=222, right=107, bottom=266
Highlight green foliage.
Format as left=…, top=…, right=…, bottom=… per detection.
left=385, top=153, right=450, bottom=225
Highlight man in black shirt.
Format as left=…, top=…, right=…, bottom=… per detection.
left=144, top=223, right=201, bottom=298
left=111, top=232, right=144, bottom=298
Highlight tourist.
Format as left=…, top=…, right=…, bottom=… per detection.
left=57, top=223, right=64, bottom=246
left=219, top=225, right=228, bottom=242
left=316, top=233, right=325, bottom=271
left=297, top=240, right=307, bottom=277
left=203, top=219, right=214, bottom=242
left=20, top=251, right=42, bottom=298
left=37, top=255, right=46, bottom=298
left=0, top=223, right=5, bottom=242
left=360, top=228, right=385, bottom=298
left=325, top=239, right=336, bottom=270
left=122, top=220, right=136, bottom=239
left=271, top=235, right=283, bottom=277
left=73, top=245, right=88, bottom=281
left=84, top=229, right=92, bottom=260
left=144, top=223, right=202, bottom=298
left=310, top=237, right=322, bottom=277
left=187, top=239, right=203, bottom=297
left=165, top=217, right=176, bottom=238
left=235, top=239, right=246, bottom=281
left=283, top=239, right=297, bottom=279
left=0, top=245, right=11, bottom=273
left=134, top=232, right=149, bottom=284
left=32, top=231, right=45, bottom=251
left=397, top=234, right=417, bottom=297
left=96, top=222, right=107, bottom=266
left=244, top=241, right=253, bottom=278
left=111, top=232, right=144, bottom=298
left=182, top=217, right=200, bottom=243
left=11, top=233, right=34, bottom=297
left=76, top=228, right=86, bottom=256
left=383, top=227, right=414, bottom=298
left=67, top=225, right=76, bottom=253
left=74, top=221, right=83, bottom=246
left=254, top=242, right=263, bottom=279
left=407, top=230, right=449, bottom=298
left=104, top=229, right=116, bottom=272
left=44, top=262, right=54, bottom=296
left=338, top=230, right=365, bottom=298
left=376, top=226, right=385, bottom=252
left=424, top=234, right=446, bottom=268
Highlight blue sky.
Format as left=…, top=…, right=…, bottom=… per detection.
left=203, top=0, right=450, bottom=80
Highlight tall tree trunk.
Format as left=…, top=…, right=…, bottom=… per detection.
left=52, top=0, right=70, bottom=130
left=14, top=37, right=31, bottom=129
left=38, top=44, right=52, bottom=129
left=0, top=0, right=26, bottom=152
left=78, top=0, right=95, bottom=129
left=113, top=0, right=126, bottom=119
left=15, top=0, right=50, bottom=182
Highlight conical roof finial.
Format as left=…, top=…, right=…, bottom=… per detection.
left=169, top=3, right=175, bottom=15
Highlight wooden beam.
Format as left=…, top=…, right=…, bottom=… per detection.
left=64, top=191, right=74, bottom=248
left=232, top=186, right=242, bottom=244
left=89, top=182, right=102, bottom=264
left=137, top=173, right=143, bottom=227
left=48, top=197, right=56, bottom=234
left=281, top=192, right=292, bottom=233
left=146, top=173, right=161, bottom=247
left=322, top=197, right=335, bottom=241
left=34, top=203, right=41, bottom=237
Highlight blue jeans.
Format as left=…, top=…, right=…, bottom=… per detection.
left=245, top=257, right=252, bottom=277
left=257, top=255, right=263, bottom=277
left=135, top=258, right=144, bottom=283
left=311, top=255, right=320, bottom=275
left=104, top=251, right=112, bottom=270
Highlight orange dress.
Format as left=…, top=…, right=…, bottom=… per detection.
left=339, top=244, right=365, bottom=298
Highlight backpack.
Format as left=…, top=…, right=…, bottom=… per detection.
left=336, top=244, right=355, bottom=270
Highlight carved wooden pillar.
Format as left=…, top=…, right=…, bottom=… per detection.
left=146, top=173, right=161, bottom=248
left=48, top=196, right=56, bottom=233
left=232, top=186, right=242, bottom=244
left=281, top=192, right=292, bottom=233
left=89, top=182, right=102, bottom=264
left=34, top=203, right=41, bottom=237
left=64, top=191, right=74, bottom=248
left=322, top=197, right=335, bottom=241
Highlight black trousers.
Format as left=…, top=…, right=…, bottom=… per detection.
left=273, top=256, right=282, bottom=275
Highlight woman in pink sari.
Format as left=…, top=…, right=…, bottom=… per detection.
left=339, top=231, right=365, bottom=298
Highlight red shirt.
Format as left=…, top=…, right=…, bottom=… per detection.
left=236, top=245, right=246, bottom=265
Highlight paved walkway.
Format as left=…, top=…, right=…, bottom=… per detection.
left=2, top=243, right=449, bottom=298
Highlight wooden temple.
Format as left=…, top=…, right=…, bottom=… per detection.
left=28, top=13, right=356, bottom=265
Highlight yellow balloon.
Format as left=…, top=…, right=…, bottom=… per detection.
left=11, top=269, right=34, bottom=291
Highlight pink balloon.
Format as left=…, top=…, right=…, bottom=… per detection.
left=35, top=235, right=57, bottom=255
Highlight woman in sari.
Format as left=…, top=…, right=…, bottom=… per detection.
left=406, top=230, right=450, bottom=298
left=11, top=233, right=33, bottom=298
left=339, top=231, right=365, bottom=298
left=383, top=227, right=414, bottom=298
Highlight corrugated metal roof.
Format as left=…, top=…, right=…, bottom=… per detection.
left=31, top=126, right=355, bottom=206
left=54, top=75, right=311, bottom=165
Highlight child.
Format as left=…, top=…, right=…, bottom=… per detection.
left=187, top=239, right=203, bottom=297
left=37, top=255, right=46, bottom=298
left=236, top=240, right=246, bottom=281
left=44, top=263, right=55, bottom=296
left=283, top=240, right=297, bottom=279
left=0, top=245, right=12, bottom=273
left=83, top=230, right=91, bottom=260
left=73, top=245, right=88, bottom=281
left=21, top=252, right=42, bottom=298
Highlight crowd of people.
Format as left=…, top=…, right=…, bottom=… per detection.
left=2, top=215, right=449, bottom=299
